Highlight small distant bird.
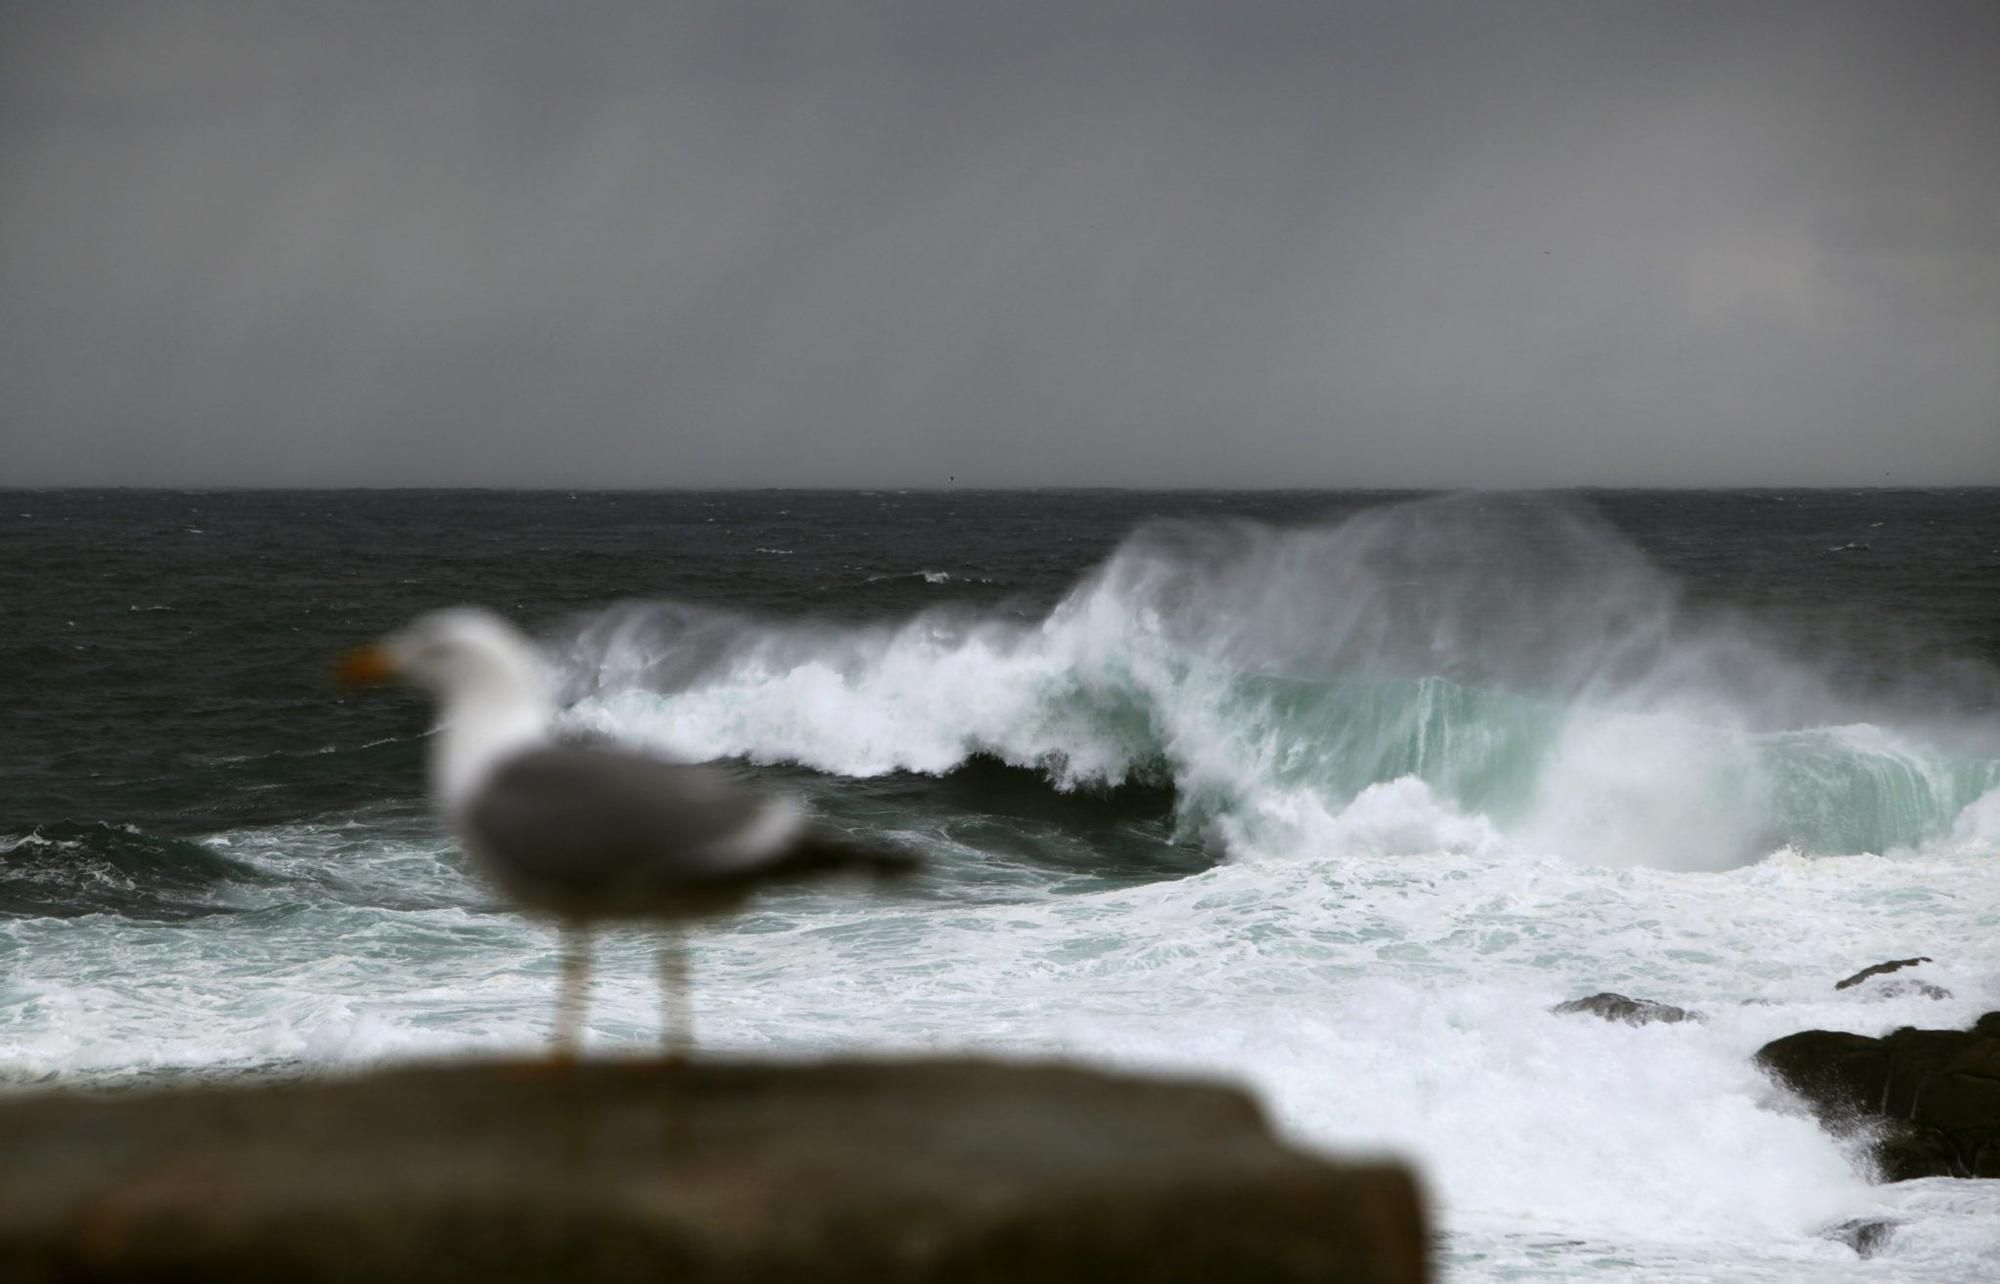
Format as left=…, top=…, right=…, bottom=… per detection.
left=339, top=607, right=919, bottom=1058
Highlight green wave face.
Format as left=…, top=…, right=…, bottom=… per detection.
left=1234, top=673, right=1556, bottom=817
left=1758, top=726, right=2000, bottom=854
left=1144, top=669, right=2000, bottom=861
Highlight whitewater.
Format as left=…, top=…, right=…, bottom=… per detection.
left=4, top=489, right=1998, bottom=1280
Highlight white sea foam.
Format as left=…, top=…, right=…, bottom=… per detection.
left=8, top=801, right=1996, bottom=1279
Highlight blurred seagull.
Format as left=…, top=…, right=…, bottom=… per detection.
left=338, top=607, right=920, bottom=1058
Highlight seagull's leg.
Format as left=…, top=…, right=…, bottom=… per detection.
left=658, top=926, right=693, bottom=1064
left=555, top=924, right=591, bottom=1061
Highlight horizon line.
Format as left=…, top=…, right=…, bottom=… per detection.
left=4, top=482, right=1997, bottom=495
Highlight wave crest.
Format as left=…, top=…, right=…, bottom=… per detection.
left=555, top=495, right=2000, bottom=868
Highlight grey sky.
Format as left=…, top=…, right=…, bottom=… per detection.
left=2, top=1, right=1995, bottom=487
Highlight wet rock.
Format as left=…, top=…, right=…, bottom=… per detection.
left=1755, top=1029, right=1889, bottom=1118
left=1551, top=992, right=1700, bottom=1026
left=1755, top=1014, right=2000, bottom=1181
left=1833, top=958, right=1950, bottom=1000
left=0, top=1057, right=1428, bottom=1283
left=1823, top=1217, right=1897, bottom=1258
left=1834, top=958, right=1929, bottom=989
left=1876, top=1124, right=1967, bottom=1183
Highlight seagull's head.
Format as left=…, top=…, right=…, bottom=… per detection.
left=340, top=607, right=555, bottom=809
left=339, top=607, right=546, bottom=708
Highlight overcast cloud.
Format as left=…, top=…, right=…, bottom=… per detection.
left=2, top=1, right=1996, bottom=486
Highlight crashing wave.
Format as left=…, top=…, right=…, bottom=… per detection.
left=553, top=495, right=2000, bottom=869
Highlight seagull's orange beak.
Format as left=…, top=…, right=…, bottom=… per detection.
left=336, top=643, right=398, bottom=687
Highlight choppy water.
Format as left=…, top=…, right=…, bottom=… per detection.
left=5, top=487, right=1999, bottom=1280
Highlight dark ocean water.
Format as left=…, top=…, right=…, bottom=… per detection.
left=4, top=487, right=2000, bottom=1280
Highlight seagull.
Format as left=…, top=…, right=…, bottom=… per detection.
left=338, top=606, right=919, bottom=1058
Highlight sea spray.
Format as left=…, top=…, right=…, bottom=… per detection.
left=559, top=494, right=2000, bottom=866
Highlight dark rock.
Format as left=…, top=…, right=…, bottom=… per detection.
left=1756, top=1030, right=1889, bottom=1119
left=1755, top=1013, right=2000, bottom=1181
left=1551, top=993, right=1700, bottom=1026
left=1881, top=1029, right=1978, bottom=1119
left=1834, top=958, right=1930, bottom=989
left=1965, top=1128, right=2000, bottom=1178
left=0, top=1057, right=1428, bottom=1283
left=1875, top=1124, right=1966, bottom=1182
left=1823, top=1217, right=1898, bottom=1258
left=1834, top=958, right=1950, bottom=999
left=1923, top=1040, right=2000, bottom=1131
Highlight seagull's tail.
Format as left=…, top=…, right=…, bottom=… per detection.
left=774, top=827, right=925, bottom=883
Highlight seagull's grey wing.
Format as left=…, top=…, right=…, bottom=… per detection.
left=460, top=746, right=781, bottom=905
left=459, top=745, right=919, bottom=915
